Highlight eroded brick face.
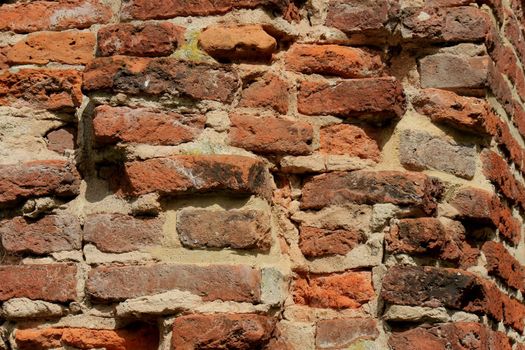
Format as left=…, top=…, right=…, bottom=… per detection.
left=1, top=0, right=525, bottom=348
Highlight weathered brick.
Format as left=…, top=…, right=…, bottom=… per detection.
left=87, top=264, right=261, bottom=302
left=6, top=31, right=95, bottom=65
left=229, top=113, right=313, bottom=155
left=0, top=160, right=81, bottom=206
left=46, top=127, right=76, bottom=153
left=389, top=323, right=512, bottom=350
left=419, top=54, right=489, bottom=94
left=482, top=241, right=525, bottom=293
left=83, top=57, right=240, bottom=103
left=297, top=77, right=406, bottom=119
left=177, top=208, right=271, bottom=251
left=293, top=271, right=374, bottom=309
left=386, top=218, right=478, bottom=267
left=83, top=213, right=164, bottom=253
left=0, top=0, right=112, bottom=33
left=319, top=124, right=381, bottom=161
left=316, top=318, right=379, bottom=349
left=199, top=24, right=277, bottom=61
left=285, top=44, right=383, bottom=78
left=93, top=105, right=205, bottom=146
left=0, top=69, right=82, bottom=111
left=172, top=314, right=276, bottom=349
left=399, top=129, right=476, bottom=179
left=238, top=73, right=289, bottom=114
left=0, top=264, right=77, bottom=302
left=301, top=170, right=443, bottom=214
left=98, top=23, right=183, bottom=57
left=401, top=6, right=489, bottom=42
left=123, top=155, right=271, bottom=199
left=16, top=325, right=159, bottom=350
left=299, top=226, right=365, bottom=258
left=412, top=88, right=490, bottom=133
left=0, top=214, right=81, bottom=255
left=121, top=0, right=289, bottom=20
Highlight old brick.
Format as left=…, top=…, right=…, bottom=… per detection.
left=0, top=0, right=112, bottom=34
left=46, top=127, right=76, bottom=153
left=399, top=129, right=476, bottom=178
left=121, top=0, right=289, bottom=20
left=93, top=105, right=205, bottom=146
left=123, top=155, right=271, bottom=199
left=419, top=54, right=489, bottom=94
left=0, top=160, right=81, bottom=206
left=293, top=271, right=374, bottom=309
left=301, top=170, right=443, bottom=214
left=0, top=264, right=77, bottom=302
left=172, top=314, right=276, bottom=349
left=177, top=208, right=271, bottom=251
left=87, top=264, right=261, bottom=302
left=238, top=73, right=289, bottom=114
left=501, top=293, right=525, bottom=331
left=0, top=214, right=81, bottom=255
left=229, top=113, right=313, bottom=155
left=413, top=89, right=490, bottom=133
left=316, top=318, right=378, bottom=349
left=7, top=31, right=95, bottom=65
left=0, top=69, right=82, bottom=111
left=401, top=6, right=489, bottom=42
left=299, top=226, right=365, bottom=258
left=482, top=241, right=525, bottom=293
left=285, top=44, right=383, bottom=78
left=83, top=57, right=240, bottom=103
left=389, top=323, right=512, bottom=350
left=199, top=24, right=277, bottom=61
left=84, top=213, right=164, bottom=253
left=320, top=124, right=381, bottom=161
left=16, top=325, right=159, bottom=350
left=325, top=0, right=397, bottom=35
left=98, top=23, right=183, bottom=57
left=298, top=77, right=405, bottom=119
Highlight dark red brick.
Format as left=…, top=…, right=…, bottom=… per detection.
left=482, top=241, right=525, bottom=293
left=299, top=226, right=365, bottom=258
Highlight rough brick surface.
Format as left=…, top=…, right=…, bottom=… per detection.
left=238, top=74, right=289, bottom=113
left=320, top=124, right=381, bottom=161
left=316, top=318, right=379, bottom=349
left=299, top=226, right=365, bottom=258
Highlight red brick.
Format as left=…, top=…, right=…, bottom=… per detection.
left=0, top=69, right=82, bottom=111
left=238, top=73, right=289, bottom=114
left=298, top=77, right=406, bottom=119
left=412, top=88, right=490, bottom=133
left=320, top=124, right=381, bottom=161
left=87, top=264, right=261, bottom=303
left=0, top=160, right=81, bottom=207
left=0, top=0, right=112, bottom=34
left=299, top=226, right=365, bottom=258
left=285, top=44, right=383, bottom=78
left=229, top=113, right=313, bottom=155
left=121, top=0, right=289, bottom=20
left=501, top=293, right=525, bottom=331
left=482, top=241, right=525, bottom=293
left=122, top=155, right=271, bottom=199
left=93, top=105, right=205, bottom=146
left=97, top=23, right=183, bottom=57
left=504, top=15, right=525, bottom=68
left=0, top=214, right=81, bottom=255
left=177, top=208, right=271, bottom=251
left=487, top=60, right=514, bottom=116
left=316, top=318, right=378, bottom=349
left=172, top=314, right=276, bottom=349
left=16, top=325, right=159, bottom=350
left=401, top=6, right=489, bottom=42
left=301, top=170, right=443, bottom=214
left=6, top=31, right=94, bottom=65
left=0, top=264, right=77, bottom=302
left=46, top=127, right=76, bottom=153
left=83, top=213, right=164, bottom=253
left=389, top=323, right=512, bottom=350
left=419, top=54, right=489, bottom=94
left=83, top=56, right=240, bottom=103
left=199, top=24, right=277, bottom=61
left=293, top=271, right=374, bottom=309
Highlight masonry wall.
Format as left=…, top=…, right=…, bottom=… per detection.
left=0, top=0, right=524, bottom=349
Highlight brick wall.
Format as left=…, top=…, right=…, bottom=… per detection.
left=0, top=0, right=524, bottom=349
